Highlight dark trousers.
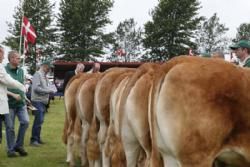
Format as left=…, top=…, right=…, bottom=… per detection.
left=30, top=101, right=46, bottom=143
left=0, top=115, right=3, bottom=143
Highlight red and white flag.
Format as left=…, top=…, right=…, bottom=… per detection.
left=115, top=48, right=126, bottom=56
left=23, top=36, right=28, bottom=54
left=21, top=16, right=37, bottom=44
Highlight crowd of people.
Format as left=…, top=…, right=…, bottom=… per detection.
left=0, top=39, right=249, bottom=159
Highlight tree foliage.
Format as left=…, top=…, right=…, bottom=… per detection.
left=57, top=0, right=113, bottom=61
left=108, top=18, right=142, bottom=62
left=3, top=0, right=56, bottom=74
left=195, top=13, right=229, bottom=53
left=143, top=0, right=203, bottom=61
left=234, top=23, right=250, bottom=41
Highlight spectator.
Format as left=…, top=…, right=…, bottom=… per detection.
left=30, top=61, right=54, bottom=146
left=62, top=63, right=85, bottom=92
left=5, top=50, right=29, bottom=156
left=230, top=39, right=250, bottom=67
left=0, top=46, right=26, bottom=157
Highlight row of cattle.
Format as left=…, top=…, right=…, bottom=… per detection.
left=62, top=56, right=250, bottom=167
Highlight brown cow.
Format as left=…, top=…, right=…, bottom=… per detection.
left=153, top=56, right=250, bottom=166
left=63, top=73, right=98, bottom=166
left=119, top=63, right=161, bottom=167
left=76, top=73, right=102, bottom=166
left=93, top=68, right=135, bottom=166
left=104, top=71, right=135, bottom=167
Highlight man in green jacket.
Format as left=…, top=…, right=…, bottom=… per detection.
left=5, top=51, right=29, bottom=156
left=230, top=39, right=250, bottom=67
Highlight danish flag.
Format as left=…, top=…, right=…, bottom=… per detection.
left=21, top=16, right=37, bottom=54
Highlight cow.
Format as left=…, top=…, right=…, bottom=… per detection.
left=119, top=63, right=161, bottom=167
left=104, top=71, right=135, bottom=167
left=94, top=68, right=135, bottom=166
left=63, top=73, right=98, bottom=167
left=75, top=73, right=102, bottom=166
left=153, top=56, right=250, bottom=166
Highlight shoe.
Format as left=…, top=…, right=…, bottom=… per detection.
left=7, top=151, right=18, bottom=158
left=30, top=141, right=40, bottom=147
left=38, top=140, right=45, bottom=144
left=15, top=147, right=28, bottom=156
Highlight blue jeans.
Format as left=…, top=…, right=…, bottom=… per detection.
left=9, top=105, right=29, bottom=149
left=1, top=114, right=15, bottom=153
left=31, top=101, right=46, bottom=143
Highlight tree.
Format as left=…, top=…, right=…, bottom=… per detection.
left=3, top=0, right=56, bottom=74
left=143, top=0, right=203, bottom=61
left=234, top=23, right=250, bottom=41
left=195, top=13, right=229, bottom=53
left=57, top=0, right=113, bottom=61
left=108, top=18, right=142, bottom=62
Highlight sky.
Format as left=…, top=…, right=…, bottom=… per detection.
left=1, top=0, right=250, bottom=50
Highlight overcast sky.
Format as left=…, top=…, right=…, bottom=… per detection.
left=1, top=0, right=250, bottom=45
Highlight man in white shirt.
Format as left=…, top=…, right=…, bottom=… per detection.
left=0, top=46, right=26, bottom=157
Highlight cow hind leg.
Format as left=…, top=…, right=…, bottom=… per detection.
left=122, top=122, right=141, bottom=167
left=80, top=121, right=90, bottom=167
left=161, top=154, right=180, bottom=167
left=66, top=134, right=75, bottom=167
left=123, top=140, right=141, bottom=167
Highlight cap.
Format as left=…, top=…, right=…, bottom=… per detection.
left=41, top=60, right=54, bottom=68
left=230, top=40, right=250, bottom=50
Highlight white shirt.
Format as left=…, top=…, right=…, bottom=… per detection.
left=0, top=64, right=25, bottom=114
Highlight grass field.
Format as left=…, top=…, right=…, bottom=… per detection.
left=0, top=98, right=71, bottom=167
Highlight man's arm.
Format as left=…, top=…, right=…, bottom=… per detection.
left=7, top=91, right=21, bottom=101
left=0, top=65, right=25, bottom=92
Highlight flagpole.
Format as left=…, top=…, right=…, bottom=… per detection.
left=19, top=0, right=25, bottom=66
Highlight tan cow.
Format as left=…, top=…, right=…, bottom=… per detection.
left=63, top=73, right=98, bottom=166
left=119, top=63, right=161, bottom=167
left=75, top=73, right=102, bottom=166
left=94, top=68, right=135, bottom=166
left=153, top=56, right=250, bottom=166
left=104, top=71, right=135, bottom=167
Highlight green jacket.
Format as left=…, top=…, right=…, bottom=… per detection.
left=5, top=63, right=25, bottom=108
left=243, top=57, right=250, bottom=67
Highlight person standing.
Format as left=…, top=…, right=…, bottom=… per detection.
left=0, top=46, right=26, bottom=157
left=5, top=50, right=29, bottom=156
left=62, top=63, right=85, bottom=92
left=230, top=39, right=250, bottom=67
left=30, top=61, right=54, bottom=146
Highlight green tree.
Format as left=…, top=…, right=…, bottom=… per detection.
left=57, top=0, right=113, bottom=61
left=108, top=18, right=142, bottom=62
left=3, top=0, right=56, bottom=74
left=234, top=23, right=250, bottom=41
left=143, top=0, right=203, bottom=61
left=195, top=13, right=229, bottom=53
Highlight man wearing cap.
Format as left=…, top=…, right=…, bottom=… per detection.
left=30, top=61, right=54, bottom=146
left=5, top=50, right=29, bottom=156
left=230, top=39, right=250, bottom=67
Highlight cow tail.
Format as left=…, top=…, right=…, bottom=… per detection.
left=111, top=137, right=126, bottom=167
left=62, top=111, right=69, bottom=144
left=87, top=115, right=100, bottom=160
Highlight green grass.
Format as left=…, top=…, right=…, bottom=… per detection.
left=0, top=98, right=71, bottom=167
